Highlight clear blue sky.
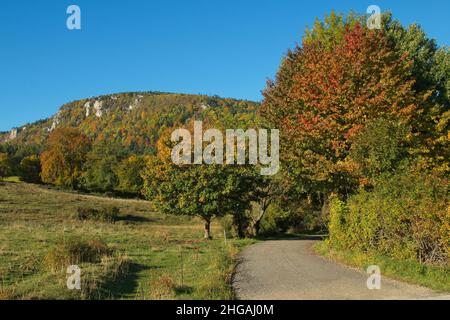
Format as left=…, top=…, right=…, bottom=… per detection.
left=0, top=0, right=449, bottom=131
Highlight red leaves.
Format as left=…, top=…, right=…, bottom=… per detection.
left=262, top=22, right=419, bottom=193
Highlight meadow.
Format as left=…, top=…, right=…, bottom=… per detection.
left=0, top=181, right=253, bottom=300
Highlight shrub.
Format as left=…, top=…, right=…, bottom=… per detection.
left=18, top=155, right=41, bottom=183
left=328, top=166, right=449, bottom=266
left=0, top=287, right=16, bottom=300
left=75, top=206, right=120, bottom=223
left=80, top=254, right=131, bottom=299
left=193, top=246, right=237, bottom=300
left=43, top=237, right=112, bottom=271
left=148, top=275, right=177, bottom=300
left=328, top=197, right=349, bottom=248
left=0, top=153, right=14, bottom=179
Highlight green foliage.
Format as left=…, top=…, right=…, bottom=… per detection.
left=143, top=156, right=259, bottom=239
left=262, top=198, right=327, bottom=235
left=257, top=204, right=287, bottom=236
left=303, top=11, right=362, bottom=48
left=328, top=197, right=350, bottom=248
left=328, top=166, right=449, bottom=266
left=114, top=155, right=146, bottom=194
left=384, top=16, right=449, bottom=169
left=75, top=206, right=120, bottom=223
left=18, top=155, right=41, bottom=183
left=142, top=117, right=263, bottom=239
left=81, top=141, right=127, bottom=192
left=0, top=153, right=14, bottom=179
left=350, top=118, right=409, bottom=179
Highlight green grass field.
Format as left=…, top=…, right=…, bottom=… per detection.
left=0, top=181, right=253, bottom=300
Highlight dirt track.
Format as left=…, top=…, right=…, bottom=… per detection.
left=233, top=238, right=450, bottom=300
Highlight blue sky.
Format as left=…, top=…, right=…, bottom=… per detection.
left=0, top=0, right=449, bottom=131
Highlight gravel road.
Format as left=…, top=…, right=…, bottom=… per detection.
left=233, top=238, right=450, bottom=300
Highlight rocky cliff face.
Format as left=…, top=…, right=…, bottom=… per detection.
left=8, top=128, right=18, bottom=140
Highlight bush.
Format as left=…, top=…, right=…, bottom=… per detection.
left=18, top=155, right=41, bottom=183
left=43, top=237, right=112, bottom=272
left=0, top=153, right=14, bottom=179
left=75, top=206, right=120, bottom=223
left=0, top=287, right=16, bottom=300
left=148, top=275, right=177, bottom=300
left=328, top=166, right=449, bottom=266
left=80, top=254, right=131, bottom=299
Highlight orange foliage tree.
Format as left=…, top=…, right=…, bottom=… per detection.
left=40, top=128, right=91, bottom=188
left=261, top=23, right=425, bottom=198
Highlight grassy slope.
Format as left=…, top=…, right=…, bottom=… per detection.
left=0, top=181, right=253, bottom=300
left=314, top=242, right=450, bottom=293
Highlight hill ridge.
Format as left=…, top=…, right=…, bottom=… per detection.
left=0, top=91, right=259, bottom=155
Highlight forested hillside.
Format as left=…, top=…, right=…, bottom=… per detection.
left=0, top=92, right=259, bottom=157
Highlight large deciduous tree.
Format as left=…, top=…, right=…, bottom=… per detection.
left=142, top=127, right=260, bottom=239
left=261, top=21, right=428, bottom=201
left=40, top=128, right=91, bottom=188
left=301, top=12, right=449, bottom=172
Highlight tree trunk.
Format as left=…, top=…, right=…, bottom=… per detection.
left=253, top=220, right=261, bottom=236
left=252, top=205, right=266, bottom=237
left=235, top=216, right=248, bottom=239
left=237, top=224, right=245, bottom=239
left=321, top=194, right=329, bottom=218
left=204, top=219, right=212, bottom=240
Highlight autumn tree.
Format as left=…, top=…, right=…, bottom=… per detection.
left=262, top=22, right=425, bottom=203
left=40, top=128, right=91, bottom=188
left=302, top=12, right=449, bottom=172
left=387, top=22, right=450, bottom=171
